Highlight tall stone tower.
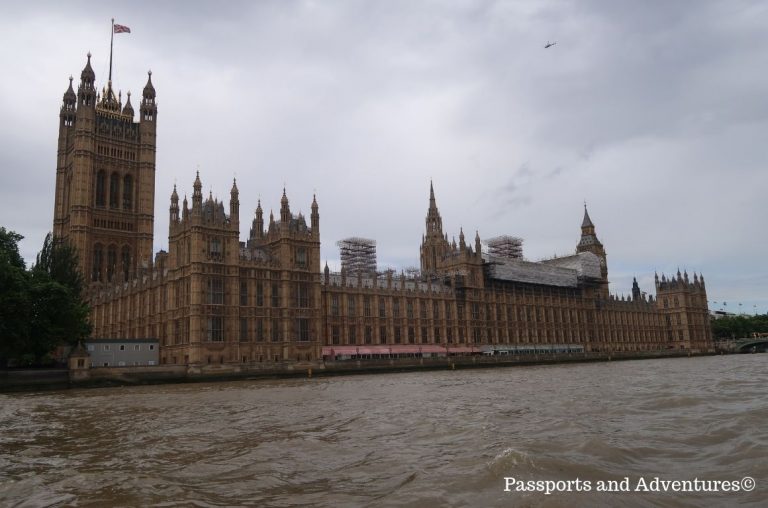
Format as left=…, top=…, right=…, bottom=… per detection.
left=53, top=53, right=157, bottom=285
left=420, top=181, right=450, bottom=275
left=655, top=270, right=712, bottom=351
left=576, top=204, right=608, bottom=294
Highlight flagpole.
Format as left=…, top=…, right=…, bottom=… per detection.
left=109, top=18, right=114, bottom=83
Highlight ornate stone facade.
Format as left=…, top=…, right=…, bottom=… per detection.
left=55, top=54, right=713, bottom=366
left=54, top=54, right=156, bottom=285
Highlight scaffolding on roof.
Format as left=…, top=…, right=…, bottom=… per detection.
left=486, top=235, right=524, bottom=260
left=337, top=237, right=377, bottom=276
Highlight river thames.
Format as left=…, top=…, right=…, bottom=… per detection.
left=1, top=354, right=766, bottom=507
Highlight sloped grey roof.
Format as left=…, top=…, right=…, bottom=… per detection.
left=486, top=256, right=579, bottom=287
left=540, top=252, right=602, bottom=279
left=486, top=251, right=602, bottom=287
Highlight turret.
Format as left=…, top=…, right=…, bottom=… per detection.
left=170, top=184, right=179, bottom=223
left=60, top=76, right=76, bottom=127
left=475, top=231, right=481, bottom=258
left=192, top=171, right=203, bottom=210
left=122, top=91, right=134, bottom=118
left=632, top=277, right=641, bottom=301
left=251, top=200, right=264, bottom=240
left=230, top=178, right=239, bottom=228
left=140, top=70, right=156, bottom=123
left=280, top=187, right=290, bottom=225
left=311, top=194, right=319, bottom=234
left=459, top=227, right=466, bottom=250
left=78, top=53, right=96, bottom=108
left=182, top=195, right=189, bottom=220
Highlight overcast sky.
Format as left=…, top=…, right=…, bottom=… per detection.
left=1, top=0, right=766, bottom=314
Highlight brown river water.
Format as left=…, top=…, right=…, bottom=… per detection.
left=1, top=355, right=767, bottom=507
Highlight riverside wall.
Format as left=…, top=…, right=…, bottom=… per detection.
left=0, top=349, right=719, bottom=392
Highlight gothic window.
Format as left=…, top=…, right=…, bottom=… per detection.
left=271, top=319, right=280, bottom=342
left=365, top=326, right=372, bottom=344
left=123, top=175, right=133, bottom=210
left=95, top=171, right=106, bottom=207
left=331, top=294, right=339, bottom=316
left=298, top=319, right=310, bottom=341
left=207, top=317, right=223, bottom=342
left=240, top=281, right=248, bottom=306
left=378, top=298, right=386, bottom=318
left=121, top=246, right=131, bottom=281
left=207, top=278, right=224, bottom=304
left=348, top=295, right=356, bottom=317
left=109, top=173, right=120, bottom=208
left=379, top=326, right=387, bottom=344
left=256, top=319, right=264, bottom=341
left=256, top=282, right=264, bottom=306
left=296, top=248, right=307, bottom=268
left=332, top=325, right=340, bottom=345
left=363, top=296, right=371, bottom=317
left=349, top=326, right=357, bottom=345
left=408, top=327, right=415, bottom=344
left=92, top=244, right=103, bottom=281
left=296, top=283, right=309, bottom=308
left=407, top=300, right=414, bottom=319
left=271, top=283, right=279, bottom=307
left=209, top=238, right=222, bottom=260
left=240, top=318, right=249, bottom=342
left=107, top=245, right=117, bottom=282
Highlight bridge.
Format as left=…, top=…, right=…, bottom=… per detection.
left=716, top=338, right=768, bottom=353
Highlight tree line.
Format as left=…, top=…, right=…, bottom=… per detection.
left=711, top=313, right=768, bottom=340
left=0, top=227, right=91, bottom=367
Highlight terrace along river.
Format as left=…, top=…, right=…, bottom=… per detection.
left=1, top=355, right=766, bottom=507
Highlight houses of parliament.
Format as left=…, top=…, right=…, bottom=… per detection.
left=53, top=54, right=713, bottom=366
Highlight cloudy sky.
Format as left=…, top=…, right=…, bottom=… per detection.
left=1, top=0, right=766, bottom=313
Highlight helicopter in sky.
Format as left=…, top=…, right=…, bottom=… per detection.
left=544, top=41, right=557, bottom=49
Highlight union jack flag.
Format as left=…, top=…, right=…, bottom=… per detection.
left=114, top=23, right=131, bottom=33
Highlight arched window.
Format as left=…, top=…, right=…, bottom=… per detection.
left=92, top=244, right=103, bottom=281
left=123, top=175, right=133, bottom=210
left=121, top=246, right=131, bottom=282
left=95, top=171, right=106, bottom=207
left=107, top=245, right=117, bottom=282
left=109, top=173, right=120, bottom=209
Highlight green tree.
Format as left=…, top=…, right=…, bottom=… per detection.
left=0, top=228, right=30, bottom=363
left=711, top=313, right=768, bottom=340
left=0, top=229, right=91, bottom=366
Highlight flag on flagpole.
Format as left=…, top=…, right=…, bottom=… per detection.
left=114, top=23, right=131, bottom=33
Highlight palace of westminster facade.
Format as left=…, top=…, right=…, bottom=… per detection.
left=53, top=55, right=713, bottom=366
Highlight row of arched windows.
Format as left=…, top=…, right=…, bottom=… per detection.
left=95, top=170, right=133, bottom=210
left=92, top=243, right=132, bottom=283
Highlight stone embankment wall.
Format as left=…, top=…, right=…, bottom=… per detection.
left=1, top=349, right=715, bottom=392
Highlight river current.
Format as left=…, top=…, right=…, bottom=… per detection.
left=1, top=354, right=766, bottom=507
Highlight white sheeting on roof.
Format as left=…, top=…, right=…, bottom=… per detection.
left=539, top=252, right=602, bottom=279
left=486, top=251, right=601, bottom=287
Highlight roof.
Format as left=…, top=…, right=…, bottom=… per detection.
left=486, top=252, right=602, bottom=287
left=539, top=252, right=602, bottom=278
